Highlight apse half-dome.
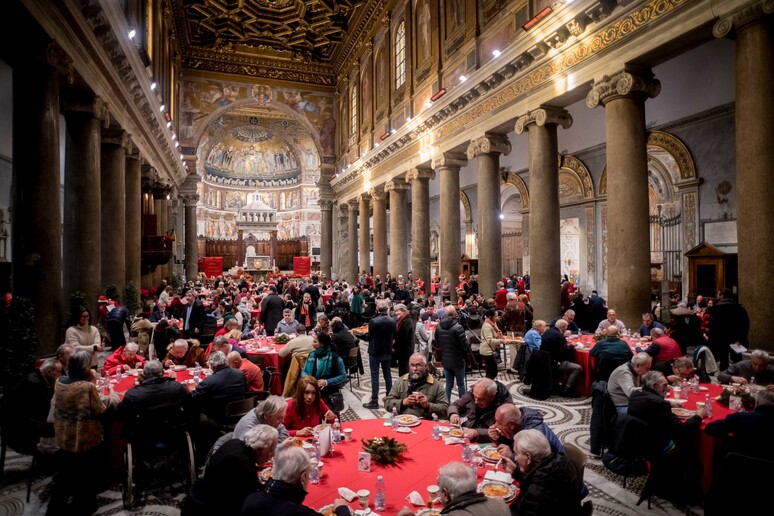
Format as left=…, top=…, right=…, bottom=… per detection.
left=204, top=128, right=302, bottom=184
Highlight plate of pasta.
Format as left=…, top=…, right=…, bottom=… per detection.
left=396, top=414, right=421, bottom=427
left=477, top=480, right=517, bottom=502
left=480, top=447, right=502, bottom=462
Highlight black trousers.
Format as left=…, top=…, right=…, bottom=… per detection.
left=483, top=354, right=498, bottom=379
left=47, top=445, right=105, bottom=516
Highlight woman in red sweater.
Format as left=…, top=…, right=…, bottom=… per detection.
left=283, top=376, right=335, bottom=436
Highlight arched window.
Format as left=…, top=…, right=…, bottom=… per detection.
left=395, top=21, right=406, bottom=89
left=351, top=85, right=358, bottom=135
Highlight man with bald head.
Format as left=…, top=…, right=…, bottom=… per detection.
left=227, top=351, right=264, bottom=392
left=447, top=378, right=513, bottom=442
left=488, top=403, right=565, bottom=457
left=384, top=353, right=448, bottom=419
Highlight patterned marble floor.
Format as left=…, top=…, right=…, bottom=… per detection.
left=0, top=340, right=703, bottom=515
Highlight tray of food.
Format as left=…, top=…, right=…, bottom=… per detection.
left=449, top=427, right=465, bottom=438
left=477, top=480, right=518, bottom=502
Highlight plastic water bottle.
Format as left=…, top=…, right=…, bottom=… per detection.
left=313, top=438, right=321, bottom=462
left=692, top=375, right=700, bottom=394
left=461, top=436, right=472, bottom=463
left=704, top=393, right=713, bottom=418
left=310, top=458, right=320, bottom=484
left=332, top=418, right=341, bottom=444
left=680, top=378, right=689, bottom=399
left=431, top=413, right=441, bottom=441
left=391, top=406, right=399, bottom=431
left=374, top=476, right=386, bottom=511
left=749, top=376, right=756, bottom=394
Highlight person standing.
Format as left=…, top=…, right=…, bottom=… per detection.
left=64, top=307, right=103, bottom=369
left=392, top=303, right=415, bottom=377
left=435, top=306, right=470, bottom=401
left=707, top=287, right=750, bottom=371
left=480, top=309, right=504, bottom=379
left=182, top=289, right=206, bottom=339
left=362, top=300, right=395, bottom=409
left=259, top=284, right=285, bottom=336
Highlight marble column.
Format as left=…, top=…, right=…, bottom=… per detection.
left=101, top=129, right=128, bottom=299
left=164, top=200, right=174, bottom=278
left=124, top=148, right=142, bottom=296
left=359, top=193, right=371, bottom=275
left=407, top=168, right=435, bottom=288
left=152, top=185, right=166, bottom=287
left=336, top=205, right=349, bottom=281
left=347, top=200, right=359, bottom=283
left=182, top=193, right=199, bottom=282
left=63, top=96, right=105, bottom=314
left=12, top=42, right=66, bottom=354
left=319, top=199, right=334, bottom=280
left=433, top=152, right=467, bottom=301
left=467, top=134, right=511, bottom=298
left=587, top=68, right=660, bottom=327
left=370, top=186, right=388, bottom=281
left=515, top=107, right=573, bottom=322
left=715, top=7, right=774, bottom=349
left=386, top=178, right=410, bottom=280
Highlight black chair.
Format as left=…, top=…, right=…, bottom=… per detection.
left=262, top=365, right=281, bottom=395
left=706, top=453, right=774, bottom=515
left=608, top=413, right=649, bottom=489
left=223, top=397, right=255, bottom=432
left=247, top=354, right=265, bottom=368
left=594, top=357, right=628, bottom=382
left=347, top=346, right=361, bottom=391
left=523, top=349, right=553, bottom=400
left=121, top=402, right=196, bottom=508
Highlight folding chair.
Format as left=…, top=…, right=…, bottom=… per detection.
left=347, top=346, right=361, bottom=391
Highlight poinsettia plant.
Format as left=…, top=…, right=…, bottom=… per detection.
left=361, top=436, right=407, bottom=465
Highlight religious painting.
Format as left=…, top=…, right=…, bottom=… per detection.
left=360, top=56, right=372, bottom=131
left=250, top=84, right=273, bottom=105
left=416, top=0, right=432, bottom=64
left=319, top=114, right=336, bottom=156
left=448, top=0, right=465, bottom=32
left=374, top=41, right=388, bottom=112
left=224, top=191, right=246, bottom=210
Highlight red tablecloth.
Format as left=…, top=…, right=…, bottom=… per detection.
left=110, top=368, right=202, bottom=399
left=244, top=338, right=290, bottom=395
left=571, top=335, right=641, bottom=397
left=302, top=419, right=502, bottom=513
left=323, top=293, right=332, bottom=305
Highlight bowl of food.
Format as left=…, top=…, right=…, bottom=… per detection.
left=480, top=447, right=502, bottom=462
left=449, top=427, right=464, bottom=438
left=477, top=481, right=518, bottom=502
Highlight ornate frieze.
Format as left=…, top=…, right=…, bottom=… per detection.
left=514, top=106, right=573, bottom=134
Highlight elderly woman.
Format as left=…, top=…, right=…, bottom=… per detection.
left=301, top=331, right=347, bottom=401
left=234, top=395, right=290, bottom=442
left=283, top=376, right=336, bottom=437
left=181, top=424, right=278, bottom=516
left=102, top=342, right=146, bottom=376
left=480, top=309, right=504, bottom=379
left=500, top=429, right=581, bottom=516
left=47, top=350, right=119, bottom=515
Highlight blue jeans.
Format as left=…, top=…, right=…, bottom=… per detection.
left=616, top=406, right=628, bottom=415
left=444, top=367, right=466, bottom=401
left=369, top=355, right=392, bottom=402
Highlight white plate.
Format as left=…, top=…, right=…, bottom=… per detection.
left=477, top=480, right=518, bottom=502
left=416, top=509, right=443, bottom=516
left=395, top=414, right=421, bottom=427
left=699, top=386, right=708, bottom=391
left=173, top=365, right=187, bottom=371
left=669, top=398, right=687, bottom=405
left=317, top=505, right=334, bottom=516
left=480, top=447, right=503, bottom=462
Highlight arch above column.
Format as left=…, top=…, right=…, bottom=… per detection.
left=500, top=172, right=530, bottom=211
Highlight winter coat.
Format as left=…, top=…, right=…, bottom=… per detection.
left=447, top=380, right=512, bottom=442
left=511, top=453, right=582, bottom=516
left=435, top=316, right=469, bottom=370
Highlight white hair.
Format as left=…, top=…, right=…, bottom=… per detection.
left=208, top=350, right=228, bottom=369
left=271, top=444, right=310, bottom=485
left=438, top=462, right=477, bottom=499
left=255, top=395, right=288, bottom=423
left=125, top=342, right=139, bottom=352
left=173, top=339, right=189, bottom=348
left=143, top=360, right=164, bottom=379
left=514, top=429, right=552, bottom=464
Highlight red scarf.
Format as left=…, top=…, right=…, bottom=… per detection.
left=300, top=303, right=311, bottom=327
left=396, top=310, right=409, bottom=331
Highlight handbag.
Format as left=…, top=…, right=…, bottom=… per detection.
left=325, top=390, right=345, bottom=414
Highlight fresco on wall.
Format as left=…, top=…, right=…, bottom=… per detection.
left=417, top=0, right=432, bottom=64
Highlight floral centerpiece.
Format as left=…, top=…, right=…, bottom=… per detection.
left=593, top=333, right=606, bottom=342
left=361, top=436, right=407, bottom=465
left=273, top=333, right=291, bottom=345
left=716, top=386, right=756, bottom=411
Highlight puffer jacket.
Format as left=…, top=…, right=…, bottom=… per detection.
left=435, top=316, right=469, bottom=370
left=511, top=453, right=582, bottom=516
left=439, top=491, right=511, bottom=516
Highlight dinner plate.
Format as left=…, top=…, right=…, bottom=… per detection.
left=449, top=428, right=465, bottom=438
left=314, top=423, right=329, bottom=433
left=396, top=414, right=421, bottom=427
left=416, top=509, right=443, bottom=516
left=698, top=386, right=708, bottom=391
left=477, top=480, right=517, bottom=502
left=317, top=504, right=335, bottom=516
left=480, top=447, right=502, bottom=463
left=173, top=365, right=187, bottom=371
left=259, top=466, right=272, bottom=482
left=672, top=407, right=697, bottom=419
left=668, top=398, right=687, bottom=405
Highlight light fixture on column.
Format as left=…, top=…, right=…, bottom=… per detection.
left=492, top=49, right=502, bottom=57
left=159, top=104, right=165, bottom=112
left=150, top=82, right=157, bottom=91
left=459, top=75, right=467, bottom=83
left=167, top=121, right=172, bottom=128
left=430, top=88, right=447, bottom=102
left=499, top=213, right=505, bottom=220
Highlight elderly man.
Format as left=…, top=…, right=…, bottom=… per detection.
left=590, top=326, right=633, bottom=362
left=551, top=309, right=581, bottom=335
left=102, top=342, right=146, bottom=376
left=182, top=425, right=278, bottom=516
left=192, top=350, right=246, bottom=426
left=362, top=299, right=396, bottom=409
left=151, top=300, right=172, bottom=323
left=608, top=352, right=652, bottom=413
left=274, top=308, right=298, bottom=336
left=644, top=325, right=683, bottom=365
left=259, top=284, right=284, bottom=336
left=639, top=312, right=664, bottom=338
left=487, top=403, right=565, bottom=456
left=278, top=324, right=315, bottom=358
left=705, top=389, right=774, bottom=462
left=397, top=462, right=510, bottom=516
left=447, top=378, right=513, bottom=442
left=595, top=308, right=626, bottom=334
left=5, top=358, right=62, bottom=453
left=540, top=319, right=584, bottom=397
left=210, top=335, right=247, bottom=358
left=182, top=289, right=206, bottom=339
left=234, top=395, right=290, bottom=442
left=227, top=351, right=264, bottom=392
left=241, top=445, right=351, bottom=516
left=56, top=343, right=75, bottom=375
left=163, top=338, right=208, bottom=369
left=717, top=349, right=774, bottom=387
left=628, top=371, right=706, bottom=506
left=384, top=353, right=448, bottom=419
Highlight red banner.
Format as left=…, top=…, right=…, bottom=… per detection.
left=200, top=256, right=223, bottom=278
left=293, top=256, right=311, bottom=277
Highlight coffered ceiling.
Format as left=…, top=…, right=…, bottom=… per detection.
left=169, top=0, right=385, bottom=87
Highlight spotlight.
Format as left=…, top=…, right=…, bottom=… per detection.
left=391, top=129, right=397, bottom=134
left=171, top=133, right=177, bottom=140
left=150, top=82, right=157, bottom=91
left=167, top=121, right=172, bottom=128
left=459, top=75, right=467, bottom=83
left=128, top=29, right=136, bottom=40
left=159, top=104, right=165, bottom=112
left=374, top=143, right=380, bottom=148
left=425, top=101, right=433, bottom=108
left=406, top=117, right=412, bottom=122
left=499, top=213, right=505, bottom=220
left=492, top=50, right=501, bottom=57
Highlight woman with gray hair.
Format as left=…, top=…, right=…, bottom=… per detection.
left=497, top=429, right=581, bottom=516
left=241, top=445, right=351, bottom=515
left=234, top=395, right=290, bottom=442
left=397, top=461, right=509, bottom=516
left=181, top=424, right=278, bottom=516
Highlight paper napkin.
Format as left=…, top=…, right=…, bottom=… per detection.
left=406, top=491, right=426, bottom=506
left=338, top=487, right=358, bottom=502
left=484, top=470, right=515, bottom=484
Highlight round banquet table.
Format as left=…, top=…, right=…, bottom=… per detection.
left=243, top=338, right=290, bottom=395
left=571, top=334, right=641, bottom=397
left=301, top=418, right=506, bottom=514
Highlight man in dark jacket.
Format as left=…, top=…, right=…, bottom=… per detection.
left=707, top=287, right=750, bottom=370
left=362, top=299, right=395, bottom=409
left=182, top=289, right=207, bottom=339
left=488, top=403, right=565, bottom=455
left=259, top=285, right=285, bottom=336
left=447, top=378, right=512, bottom=442
left=392, top=303, right=415, bottom=376
left=192, top=350, right=247, bottom=425
left=540, top=319, right=583, bottom=397
left=705, top=389, right=774, bottom=462
left=241, top=445, right=351, bottom=516
left=5, top=358, right=62, bottom=453
left=435, top=306, right=470, bottom=401
left=106, top=302, right=132, bottom=348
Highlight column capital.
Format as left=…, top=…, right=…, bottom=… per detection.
left=385, top=179, right=410, bottom=192
left=714, top=0, right=774, bottom=38
left=369, top=185, right=388, bottom=201
left=338, top=203, right=350, bottom=218
left=432, top=151, right=467, bottom=170
left=514, top=106, right=573, bottom=134
left=586, top=68, right=661, bottom=108
left=46, top=42, right=74, bottom=85
left=180, top=192, right=199, bottom=205
left=466, top=134, right=511, bottom=161
left=319, top=198, right=335, bottom=211
left=406, top=167, right=436, bottom=183
left=102, top=129, right=129, bottom=149
left=358, top=192, right=371, bottom=203
left=347, top=198, right=360, bottom=208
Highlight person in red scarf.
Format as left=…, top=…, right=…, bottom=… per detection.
left=393, top=304, right=416, bottom=376
left=457, top=274, right=470, bottom=299
left=295, top=292, right=317, bottom=332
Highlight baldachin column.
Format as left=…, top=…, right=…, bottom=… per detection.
left=587, top=68, right=660, bottom=327
left=385, top=178, right=410, bottom=280
left=433, top=152, right=467, bottom=301
left=467, top=134, right=511, bottom=299
left=370, top=186, right=388, bottom=281
left=407, top=168, right=435, bottom=289
left=515, top=106, right=573, bottom=322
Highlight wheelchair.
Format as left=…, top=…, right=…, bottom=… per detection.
left=121, top=402, right=196, bottom=508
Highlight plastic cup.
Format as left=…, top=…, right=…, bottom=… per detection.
left=427, top=484, right=440, bottom=501
left=343, top=428, right=353, bottom=442
left=357, top=489, right=370, bottom=509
